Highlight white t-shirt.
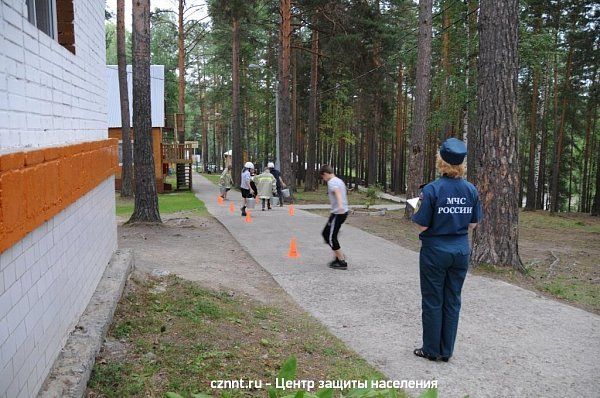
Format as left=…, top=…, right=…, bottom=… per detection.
left=327, top=176, right=348, bottom=213
left=241, top=170, right=251, bottom=190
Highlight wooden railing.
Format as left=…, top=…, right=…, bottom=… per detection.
left=162, top=144, right=195, bottom=164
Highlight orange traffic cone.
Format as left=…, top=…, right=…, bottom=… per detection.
left=217, top=195, right=224, bottom=205
left=289, top=204, right=295, bottom=216
left=245, top=210, right=253, bottom=223
left=229, top=202, right=235, bottom=214
left=287, top=237, right=300, bottom=258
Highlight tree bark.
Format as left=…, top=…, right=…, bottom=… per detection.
left=231, top=17, right=242, bottom=186
left=278, top=0, right=294, bottom=189
left=405, top=0, right=433, bottom=219
left=536, top=65, right=550, bottom=209
left=129, top=0, right=161, bottom=223
left=525, top=66, right=539, bottom=210
left=117, top=0, right=133, bottom=197
left=470, top=0, right=522, bottom=270
left=592, top=129, right=600, bottom=216
left=305, top=30, right=319, bottom=191
left=466, top=0, right=479, bottom=183
left=549, top=41, right=574, bottom=213
left=177, top=0, right=185, bottom=143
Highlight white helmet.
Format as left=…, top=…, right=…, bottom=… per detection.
left=244, top=161, right=254, bottom=169
left=267, top=162, right=275, bottom=168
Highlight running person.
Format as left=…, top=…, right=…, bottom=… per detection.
left=411, top=138, right=482, bottom=362
left=319, top=165, right=349, bottom=270
left=240, top=162, right=255, bottom=217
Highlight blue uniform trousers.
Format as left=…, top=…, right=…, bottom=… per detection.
left=419, top=246, right=469, bottom=358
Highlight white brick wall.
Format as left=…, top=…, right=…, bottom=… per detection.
left=0, top=1, right=116, bottom=396
left=0, top=177, right=117, bottom=398
left=0, top=0, right=108, bottom=151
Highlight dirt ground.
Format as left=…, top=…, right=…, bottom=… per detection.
left=116, top=212, right=290, bottom=305
left=318, top=209, right=600, bottom=314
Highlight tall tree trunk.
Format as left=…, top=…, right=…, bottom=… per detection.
left=129, top=0, right=160, bottom=223
left=278, top=0, right=293, bottom=188
left=177, top=0, right=185, bottom=143
left=305, top=27, right=318, bottom=191
left=199, top=74, right=208, bottom=173
left=581, top=69, right=597, bottom=212
left=471, top=0, right=522, bottom=270
left=525, top=66, right=539, bottom=210
left=231, top=17, right=242, bottom=186
left=466, top=0, right=479, bottom=183
left=550, top=41, right=574, bottom=213
left=117, top=0, right=133, bottom=197
left=536, top=65, right=550, bottom=209
left=405, top=0, right=433, bottom=218
left=592, top=130, right=600, bottom=216
left=525, top=15, right=541, bottom=210
left=440, top=0, right=451, bottom=140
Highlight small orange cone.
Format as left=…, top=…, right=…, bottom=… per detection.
left=217, top=196, right=224, bottom=205
left=245, top=210, right=253, bottom=223
left=287, top=237, right=300, bottom=258
left=229, top=202, right=235, bottom=214
left=289, top=204, right=295, bottom=216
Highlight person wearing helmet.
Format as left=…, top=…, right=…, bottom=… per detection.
left=268, top=161, right=286, bottom=207
left=240, top=162, right=255, bottom=216
left=254, top=165, right=277, bottom=211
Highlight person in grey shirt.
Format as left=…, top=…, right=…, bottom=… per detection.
left=240, top=162, right=255, bottom=216
left=319, top=164, right=349, bottom=269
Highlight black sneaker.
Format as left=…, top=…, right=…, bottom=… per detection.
left=329, top=259, right=348, bottom=270
left=241, top=206, right=247, bottom=217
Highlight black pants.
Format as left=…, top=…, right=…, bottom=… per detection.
left=261, top=198, right=271, bottom=209
left=276, top=186, right=284, bottom=206
left=322, top=212, right=348, bottom=251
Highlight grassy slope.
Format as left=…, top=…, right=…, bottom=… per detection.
left=116, top=191, right=207, bottom=217
left=88, top=276, right=401, bottom=397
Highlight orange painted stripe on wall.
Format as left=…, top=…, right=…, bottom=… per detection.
left=0, top=139, right=118, bottom=254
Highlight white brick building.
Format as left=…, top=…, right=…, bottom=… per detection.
left=0, top=1, right=117, bottom=396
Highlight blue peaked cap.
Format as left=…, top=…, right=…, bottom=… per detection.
left=439, top=138, right=467, bottom=165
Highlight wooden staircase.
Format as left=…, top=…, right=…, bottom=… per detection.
left=162, top=143, right=194, bottom=191
left=175, top=163, right=192, bottom=190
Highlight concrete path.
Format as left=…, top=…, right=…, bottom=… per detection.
left=295, top=203, right=405, bottom=211
left=193, top=174, right=600, bottom=398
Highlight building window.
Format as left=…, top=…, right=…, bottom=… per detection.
left=26, top=0, right=76, bottom=54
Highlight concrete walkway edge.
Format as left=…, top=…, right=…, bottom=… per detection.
left=38, top=249, right=134, bottom=398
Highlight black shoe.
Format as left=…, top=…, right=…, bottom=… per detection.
left=262, top=208, right=265, bottom=211
left=241, top=206, right=246, bottom=217
left=413, top=348, right=437, bottom=361
left=329, top=259, right=348, bottom=270
left=439, top=356, right=450, bottom=362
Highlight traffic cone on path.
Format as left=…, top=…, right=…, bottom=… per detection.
left=287, top=237, right=300, bottom=258
left=289, top=204, right=295, bottom=216
left=245, top=210, right=253, bottom=223
left=229, top=202, right=235, bottom=214
left=217, top=196, right=224, bottom=205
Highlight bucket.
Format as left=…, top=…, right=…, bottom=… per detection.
left=271, top=196, right=279, bottom=206
left=246, top=198, right=256, bottom=209
left=281, top=188, right=291, bottom=198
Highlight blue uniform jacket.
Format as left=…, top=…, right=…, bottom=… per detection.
left=412, top=176, right=482, bottom=253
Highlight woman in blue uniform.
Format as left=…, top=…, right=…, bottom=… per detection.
left=411, top=138, right=482, bottom=362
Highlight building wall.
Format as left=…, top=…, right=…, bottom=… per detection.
left=108, top=127, right=165, bottom=193
left=0, top=0, right=107, bottom=150
left=0, top=1, right=116, bottom=397
left=0, top=178, right=116, bottom=398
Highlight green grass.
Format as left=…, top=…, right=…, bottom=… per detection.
left=200, top=173, right=222, bottom=185
left=294, top=186, right=393, bottom=206
left=519, top=210, right=600, bottom=233
left=116, top=191, right=207, bottom=217
left=539, top=277, right=599, bottom=309
left=88, top=276, right=406, bottom=398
